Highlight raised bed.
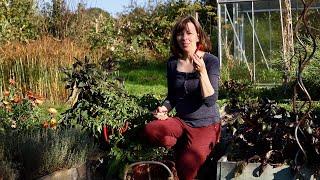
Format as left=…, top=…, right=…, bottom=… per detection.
left=216, top=156, right=316, bottom=180
left=38, top=163, right=88, bottom=180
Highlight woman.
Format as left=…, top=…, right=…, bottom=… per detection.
left=144, top=15, right=220, bottom=180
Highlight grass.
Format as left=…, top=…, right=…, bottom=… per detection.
left=38, top=101, right=70, bottom=116
left=119, top=60, right=167, bottom=97
left=118, top=57, right=283, bottom=98
left=125, top=83, right=167, bottom=98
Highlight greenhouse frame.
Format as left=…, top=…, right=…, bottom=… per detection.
left=216, top=0, right=320, bottom=82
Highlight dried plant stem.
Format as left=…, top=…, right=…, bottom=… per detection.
left=293, top=0, right=317, bottom=166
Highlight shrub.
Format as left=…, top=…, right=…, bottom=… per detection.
left=222, top=97, right=320, bottom=176
left=219, top=79, right=320, bottom=103
left=0, top=0, right=39, bottom=43
left=60, top=57, right=170, bottom=178
left=60, top=56, right=145, bottom=137
left=256, top=81, right=320, bottom=101
left=0, top=160, right=19, bottom=180
left=0, top=79, right=52, bottom=132
left=0, top=128, right=95, bottom=179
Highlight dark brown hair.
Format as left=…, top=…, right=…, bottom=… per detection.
left=170, top=15, right=212, bottom=58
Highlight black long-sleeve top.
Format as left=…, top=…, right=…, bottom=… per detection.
left=163, top=53, right=220, bottom=127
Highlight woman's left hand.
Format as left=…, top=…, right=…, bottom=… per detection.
left=192, top=53, right=206, bottom=73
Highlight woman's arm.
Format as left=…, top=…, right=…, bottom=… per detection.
left=199, top=69, right=214, bottom=98
left=193, top=53, right=220, bottom=106
left=161, top=59, right=176, bottom=112
left=153, top=59, right=175, bottom=120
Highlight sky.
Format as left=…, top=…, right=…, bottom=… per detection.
left=62, top=0, right=150, bottom=17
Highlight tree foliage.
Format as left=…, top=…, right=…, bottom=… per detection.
left=0, top=0, right=38, bottom=42
left=105, top=0, right=216, bottom=61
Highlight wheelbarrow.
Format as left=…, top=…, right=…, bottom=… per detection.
left=123, top=160, right=178, bottom=180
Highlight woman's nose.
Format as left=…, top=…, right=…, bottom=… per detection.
left=182, top=33, right=188, bottom=40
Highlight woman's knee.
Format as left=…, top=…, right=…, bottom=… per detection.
left=143, top=123, right=158, bottom=141
left=143, top=121, right=178, bottom=148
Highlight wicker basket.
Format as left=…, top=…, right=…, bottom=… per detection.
left=123, top=160, right=179, bottom=180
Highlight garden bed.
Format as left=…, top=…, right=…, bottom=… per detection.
left=216, top=157, right=316, bottom=180
left=39, top=163, right=87, bottom=180
left=216, top=156, right=292, bottom=180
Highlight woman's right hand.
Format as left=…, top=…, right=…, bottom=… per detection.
left=153, top=106, right=169, bottom=120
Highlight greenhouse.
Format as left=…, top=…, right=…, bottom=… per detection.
left=217, top=0, right=320, bottom=83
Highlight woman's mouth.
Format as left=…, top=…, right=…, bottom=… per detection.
left=181, top=43, right=190, bottom=47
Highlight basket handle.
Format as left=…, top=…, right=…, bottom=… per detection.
left=123, top=161, right=174, bottom=180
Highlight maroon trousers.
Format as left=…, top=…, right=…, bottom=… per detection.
left=143, top=117, right=220, bottom=180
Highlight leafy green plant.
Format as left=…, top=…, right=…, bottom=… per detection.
left=222, top=97, right=320, bottom=176
left=0, top=79, right=53, bottom=132
left=219, top=80, right=252, bottom=113
left=104, top=92, right=170, bottom=178
left=60, top=57, right=170, bottom=178
left=60, top=56, right=145, bottom=137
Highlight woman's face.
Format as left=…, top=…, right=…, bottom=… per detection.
left=176, top=22, right=199, bottom=55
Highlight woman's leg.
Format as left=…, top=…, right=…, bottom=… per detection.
left=175, top=123, right=221, bottom=180
left=143, top=117, right=184, bottom=148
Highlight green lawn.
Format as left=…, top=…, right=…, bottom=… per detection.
left=124, top=83, right=167, bottom=97
left=119, top=60, right=167, bottom=97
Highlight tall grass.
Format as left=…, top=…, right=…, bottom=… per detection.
left=0, top=36, right=106, bottom=102
left=0, top=36, right=168, bottom=102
